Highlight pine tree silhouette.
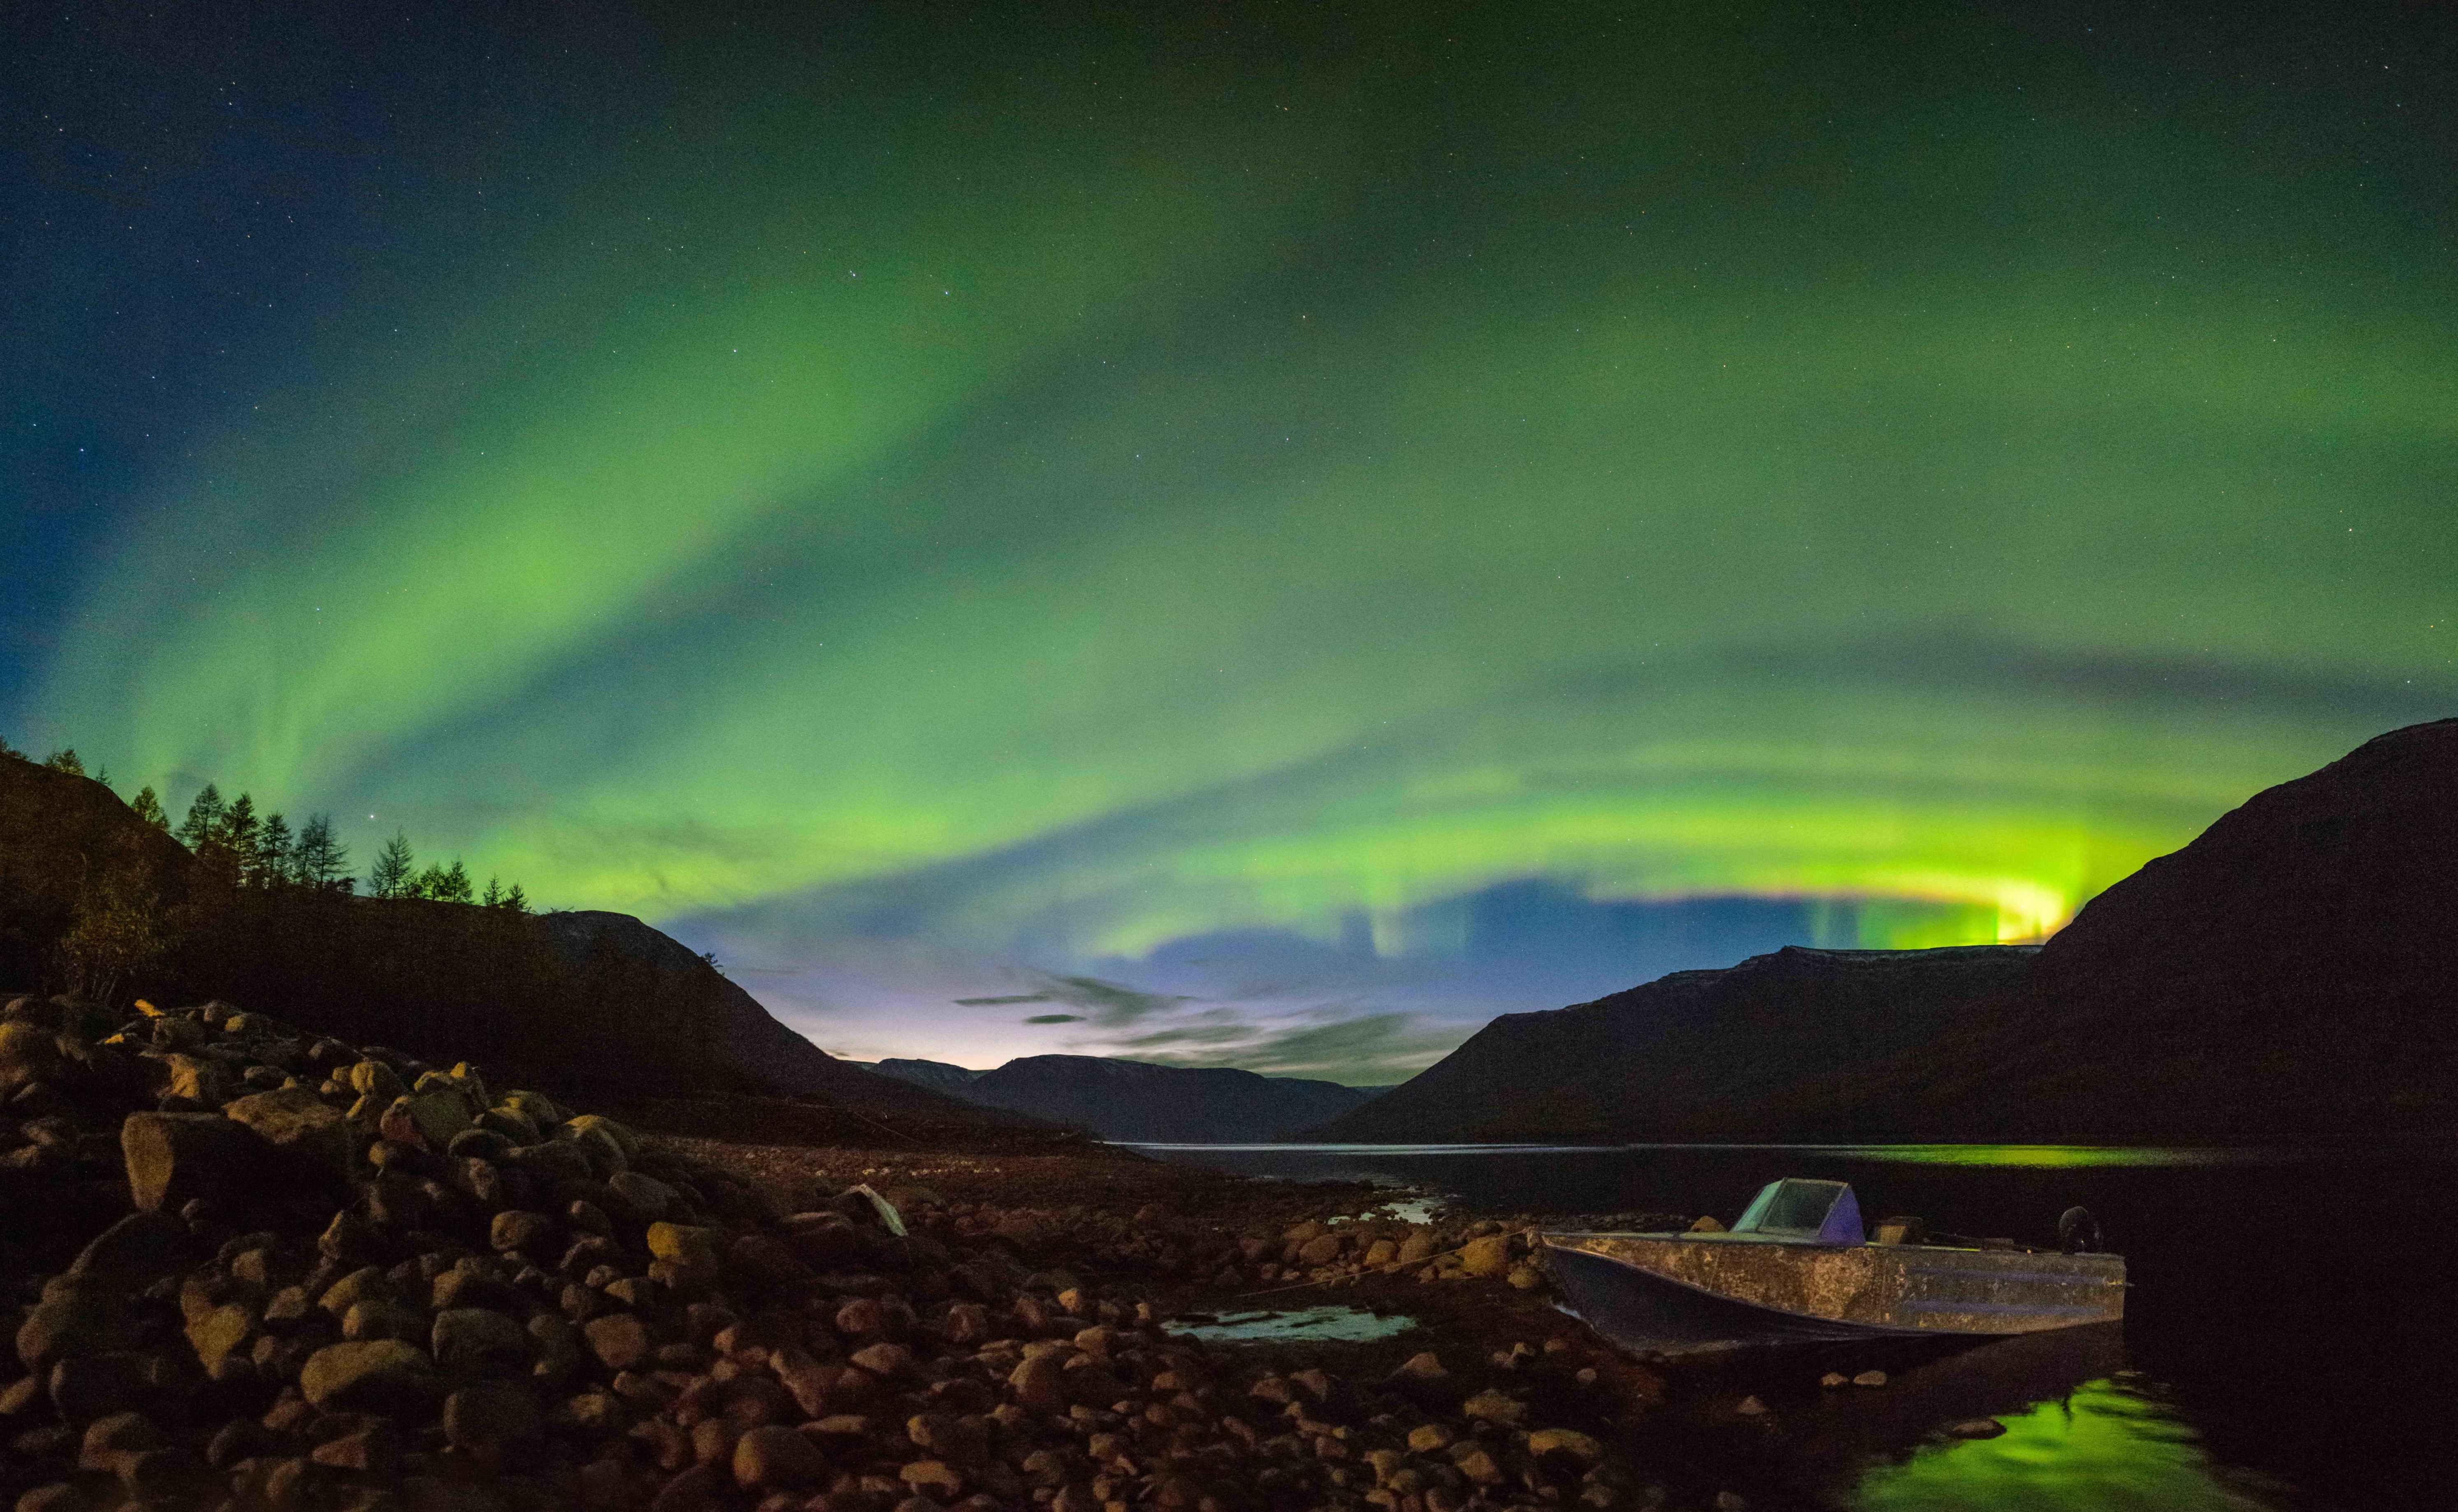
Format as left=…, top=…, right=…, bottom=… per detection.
left=130, top=787, right=170, bottom=830
left=215, top=793, right=260, bottom=886
left=370, top=831, right=415, bottom=898
left=295, top=814, right=349, bottom=889
left=257, top=813, right=295, bottom=887
left=177, top=784, right=226, bottom=849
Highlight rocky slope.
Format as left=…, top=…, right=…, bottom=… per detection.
left=865, top=1056, right=1386, bottom=1142
left=1312, top=946, right=2037, bottom=1143
left=0, top=992, right=1674, bottom=1512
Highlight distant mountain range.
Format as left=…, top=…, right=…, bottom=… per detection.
left=18, top=716, right=2450, bottom=1150
left=1311, top=943, right=2040, bottom=1143
left=861, top=1054, right=1388, bottom=1141
left=1316, top=719, right=2458, bottom=1145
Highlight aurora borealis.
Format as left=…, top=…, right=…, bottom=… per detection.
left=8, top=2, right=2454, bottom=1080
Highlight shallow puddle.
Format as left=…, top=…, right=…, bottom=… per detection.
left=1372, top=1194, right=1441, bottom=1224
left=1169, top=1304, right=1422, bottom=1344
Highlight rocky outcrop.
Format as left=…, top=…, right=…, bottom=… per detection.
left=868, top=1055, right=1387, bottom=1142
left=1313, top=945, right=2037, bottom=1143
left=0, top=991, right=1667, bottom=1512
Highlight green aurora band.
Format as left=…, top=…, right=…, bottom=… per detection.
left=32, top=4, right=2458, bottom=983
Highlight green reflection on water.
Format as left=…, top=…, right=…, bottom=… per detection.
left=1831, top=1145, right=2248, bottom=1168
left=1852, top=1380, right=2278, bottom=1512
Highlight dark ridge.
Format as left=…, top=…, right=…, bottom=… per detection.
left=1316, top=719, right=2458, bottom=1145
left=862, top=1057, right=988, bottom=1094
left=866, top=1053, right=1386, bottom=1141
left=1796, top=716, right=2458, bottom=1141
left=1309, top=945, right=2038, bottom=1143
left=0, top=753, right=1013, bottom=1132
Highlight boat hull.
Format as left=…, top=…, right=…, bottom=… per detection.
left=1542, top=1232, right=2124, bottom=1354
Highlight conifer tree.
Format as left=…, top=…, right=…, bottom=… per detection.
left=481, top=877, right=504, bottom=908
left=221, top=794, right=261, bottom=874
left=295, top=814, right=348, bottom=889
left=439, top=859, right=473, bottom=904
left=257, top=813, right=295, bottom=886
left=93, top=765, right=114, bottom=793
left=42, top=748, right=85, bottom=777
left=370, top=831, right=415, bottom=898
left=130, top=787, right=170, bottom=830
left=0, top=734, right=20, bottom=759
left=503, top=883, right=529, bottom=914
left=177, top=785, right=226, bottom=849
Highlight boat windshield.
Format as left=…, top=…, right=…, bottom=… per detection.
left=1730, top=1179, right=1864, bottom=1245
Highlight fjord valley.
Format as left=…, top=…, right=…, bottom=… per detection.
left=5, top=721, right=2456, bottom=1511
left=11, top=1, right=2458, bottom=1507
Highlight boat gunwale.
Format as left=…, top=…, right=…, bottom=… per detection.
left=1539, top=1230, right=2125, bottom=1340
left=1541, top=1238, right=1993, bottom=1338
left=1541, top=1228, right=2125, bottom=1265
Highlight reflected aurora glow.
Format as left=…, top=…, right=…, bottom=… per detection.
left=1853, top=1379, right=2276, bottom=1512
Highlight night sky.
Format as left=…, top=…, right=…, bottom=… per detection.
left=7, top=2, right=2454, bottom=1081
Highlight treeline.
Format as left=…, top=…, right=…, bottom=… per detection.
left=0, top=738, right=741, bottom=1104
left=21, top=745, right=528, bottom=910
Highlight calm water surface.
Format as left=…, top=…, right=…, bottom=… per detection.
left=1126, top=1143, right=2456, bottom=1511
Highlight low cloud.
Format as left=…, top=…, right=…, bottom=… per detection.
left=1037, top=974, right=1191, bottom=1027
left=1021, top=1013, right=1084, bottom=1024
left=1107, top=1008, right=1461, bottom=1086
left=954, top=994, right=1050, bottom=1006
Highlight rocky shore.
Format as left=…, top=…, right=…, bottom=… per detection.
left=2, top=993, right=1707, bottom=1512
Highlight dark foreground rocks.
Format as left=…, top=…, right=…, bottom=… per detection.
left=2, top=993, right=1674, bottom=1512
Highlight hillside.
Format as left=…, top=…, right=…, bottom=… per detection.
left=1311, top=945, right=2038, bottom=1142
left=1318, top=719, right=2458, bottom=1145
left=529, top=913, right=1029, bottom=1125
left=0, top=754, right=1003, bottom=1129
left=1801, top=717, right=2458, bottom=1141
left=866, top=1057, right=989, bottom=1095
left=866, top=1053, right=1385, bottom=1141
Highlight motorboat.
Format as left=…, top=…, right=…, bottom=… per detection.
left=1541, top=1178, right=2125, bottom=1354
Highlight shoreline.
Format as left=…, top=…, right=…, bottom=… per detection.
left=1, top=998, right=1758, bottom=1512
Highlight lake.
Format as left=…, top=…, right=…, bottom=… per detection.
left=1124, top=1142, right=2455, bottom=1511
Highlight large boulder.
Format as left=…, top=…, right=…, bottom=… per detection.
left=379, top=1090, right=473, bottom=1149
left=298, top=1340, right=444, bottom=1413
left=120, top=1112, right=261, bottom=1212
left=66, top=1212, right=197, bottom=1286
left=0, top=1018, right=61, bottom=1094
left=222, top=1086, right=361, bottom=1177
